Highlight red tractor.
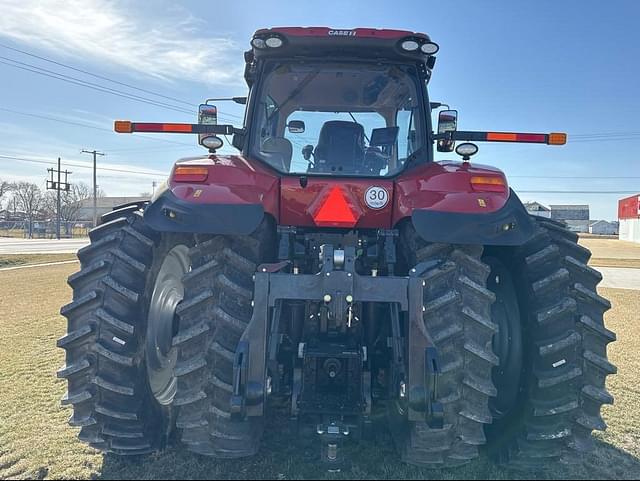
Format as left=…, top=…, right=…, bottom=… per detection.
left=59, top=27, right=616, bottom=469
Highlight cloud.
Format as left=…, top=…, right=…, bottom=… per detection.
left=0, top=0, right=244, bottom=85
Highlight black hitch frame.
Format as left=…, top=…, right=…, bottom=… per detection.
left=231, top=245, right=443, bottom=425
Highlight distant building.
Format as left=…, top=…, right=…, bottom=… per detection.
left=550, top=204, right=590, bottom=233
left=589, top=220, right=619, bottom=236
left=0, top=209, right=27, bottom=221
left=619, top=195, right=640, bottom=243
left=524, top=201, right=551, bottom=218
left=76, top=196, right=149, bottom=222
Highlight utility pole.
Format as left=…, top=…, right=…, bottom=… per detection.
left=81, top=149, right=104, bottom=227
left=152, top=181, right=158, bottom=196
left=47, top=158, right=72, bottom=240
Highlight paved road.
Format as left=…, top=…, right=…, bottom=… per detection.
left=1, top=238, right=639, bottom=290
left=0, top=238, right=89, bottom=254
left=597, top=267, right=640, bottom=290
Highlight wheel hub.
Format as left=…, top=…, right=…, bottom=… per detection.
left=146, top=245, right=190, bottom=406
left=486, top=258, right=523, bottom=421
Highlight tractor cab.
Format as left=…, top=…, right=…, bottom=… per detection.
left=242, top=28, right=438, bottom=177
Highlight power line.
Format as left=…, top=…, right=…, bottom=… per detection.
left=0, top=106, right=193, bottom=147
left=0, top=56, right=194, bottom=115
left=569, top=131, right=640, bottom=138
left=81, top=149, right=104, bottom=226
left=568, top=137, right=640, bottom=144
left=517, top=190, right=639, bottom=194
left=0, top=55, right=243, bottom=123
left=0, top=42, right=197, bottom=107
left=46, top=157, right=72, bottom=239
left=511, top=175, right=640, bottom=179
left=0, top=43, right=246, bottom=122
left=0, top=154, right=164, bottom=177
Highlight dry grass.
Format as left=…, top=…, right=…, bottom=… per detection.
left=0, top=254, right=78, bottom=269
left=580, top=238, right=640, bottom=268
left=0, top=266, right=638, bottom=480
left=0, top=229, right=25, bottom=239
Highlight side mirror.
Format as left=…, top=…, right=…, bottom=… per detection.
left=198, top=104, right=218, bottom=148
left=302, top=144, right=314, bottom=161
left=437, top=109, right=458, bottom=153
left=288, top=120, right=305, bottom=134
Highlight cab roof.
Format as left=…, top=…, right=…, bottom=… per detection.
left=254, top=27, right=429, bottom=40
left=250, top=26, right=435, bottom=62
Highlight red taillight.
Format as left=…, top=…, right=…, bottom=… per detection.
left=312, top=187, right=358, bottom=227
left=470, top=176, right=507, bottom=193
left=173, top=166, right=208, bottom=183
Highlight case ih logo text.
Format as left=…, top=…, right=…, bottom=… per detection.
left=328, top=30, right=357, bottom=37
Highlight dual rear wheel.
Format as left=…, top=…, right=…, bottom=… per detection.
left=59, top=208, right=615, bottom=468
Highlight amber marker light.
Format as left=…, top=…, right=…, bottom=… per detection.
left=470, top=176, right=507, bottom=193
left=114, top=120, right=132, bottom=133
left=173, top=166, right=209, bottom=183
left=548, top=132, right=568, bottom=145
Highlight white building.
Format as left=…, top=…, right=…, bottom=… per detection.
left=589, top=220, right=619, bottom=236
left=619, top=195, right=640, bottom=243
left=550, top=205, right=590, bottom=233
left=524, top=201, right=551, bottom=218
left=77, top=196, right=149, bottom=222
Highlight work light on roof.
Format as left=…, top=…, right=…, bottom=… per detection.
left=252, top=35, right=284, bottom=49
left=400, top=38, right=439, bottom=56
left=421, top=42, right=439, bottom=55
left=251, top=37, right=266, bottom=49
left=400, top=40, right=420, bottom=52
left=265, top=36, right=284, bottom=48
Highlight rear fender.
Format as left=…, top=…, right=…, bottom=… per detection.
left=144, top=155, right=279, bottom=235
left=394, top=162, right=535, bottom=246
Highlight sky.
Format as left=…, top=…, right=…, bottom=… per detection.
left=0, top=0, right=638, bottom=220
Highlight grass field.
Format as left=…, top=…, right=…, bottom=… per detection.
left=0, top=262, right=638, bottom=480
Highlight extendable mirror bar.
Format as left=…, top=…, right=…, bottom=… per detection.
left=451, top=130, right=567, bottom=145
left=114, top=121, right=566, bottom=146
left=114, top=121, right=238, bottom=135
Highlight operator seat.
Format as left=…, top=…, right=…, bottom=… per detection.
left=261, top=137, right=293, bottom=172
left=314, top=120, right=366, bottom=173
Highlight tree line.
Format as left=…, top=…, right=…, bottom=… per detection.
left=0, top=178, right=106, bottom=237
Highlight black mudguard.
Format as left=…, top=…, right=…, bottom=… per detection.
left=143, top=189, right=264, bottom=235
left=411, top=189, right=535, bottom=246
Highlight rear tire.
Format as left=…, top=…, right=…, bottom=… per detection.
left=174, top=221, right=275, bottom=457
left=391, top=225, right=497, bottom=468
left=485, top=217, right=616, bottom=467
left=58, top=206, right=192, bottom=454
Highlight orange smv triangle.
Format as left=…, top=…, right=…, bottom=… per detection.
left=313, top=186, right=358, bottom=228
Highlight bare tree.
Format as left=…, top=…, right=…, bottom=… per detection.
left=0, top=179, right=13, bottom=218
left=0, top=179, right=11, bottom=200
left=44, top=182, right=93, bottom=235
left=13, top=182, right=44, bottom=238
